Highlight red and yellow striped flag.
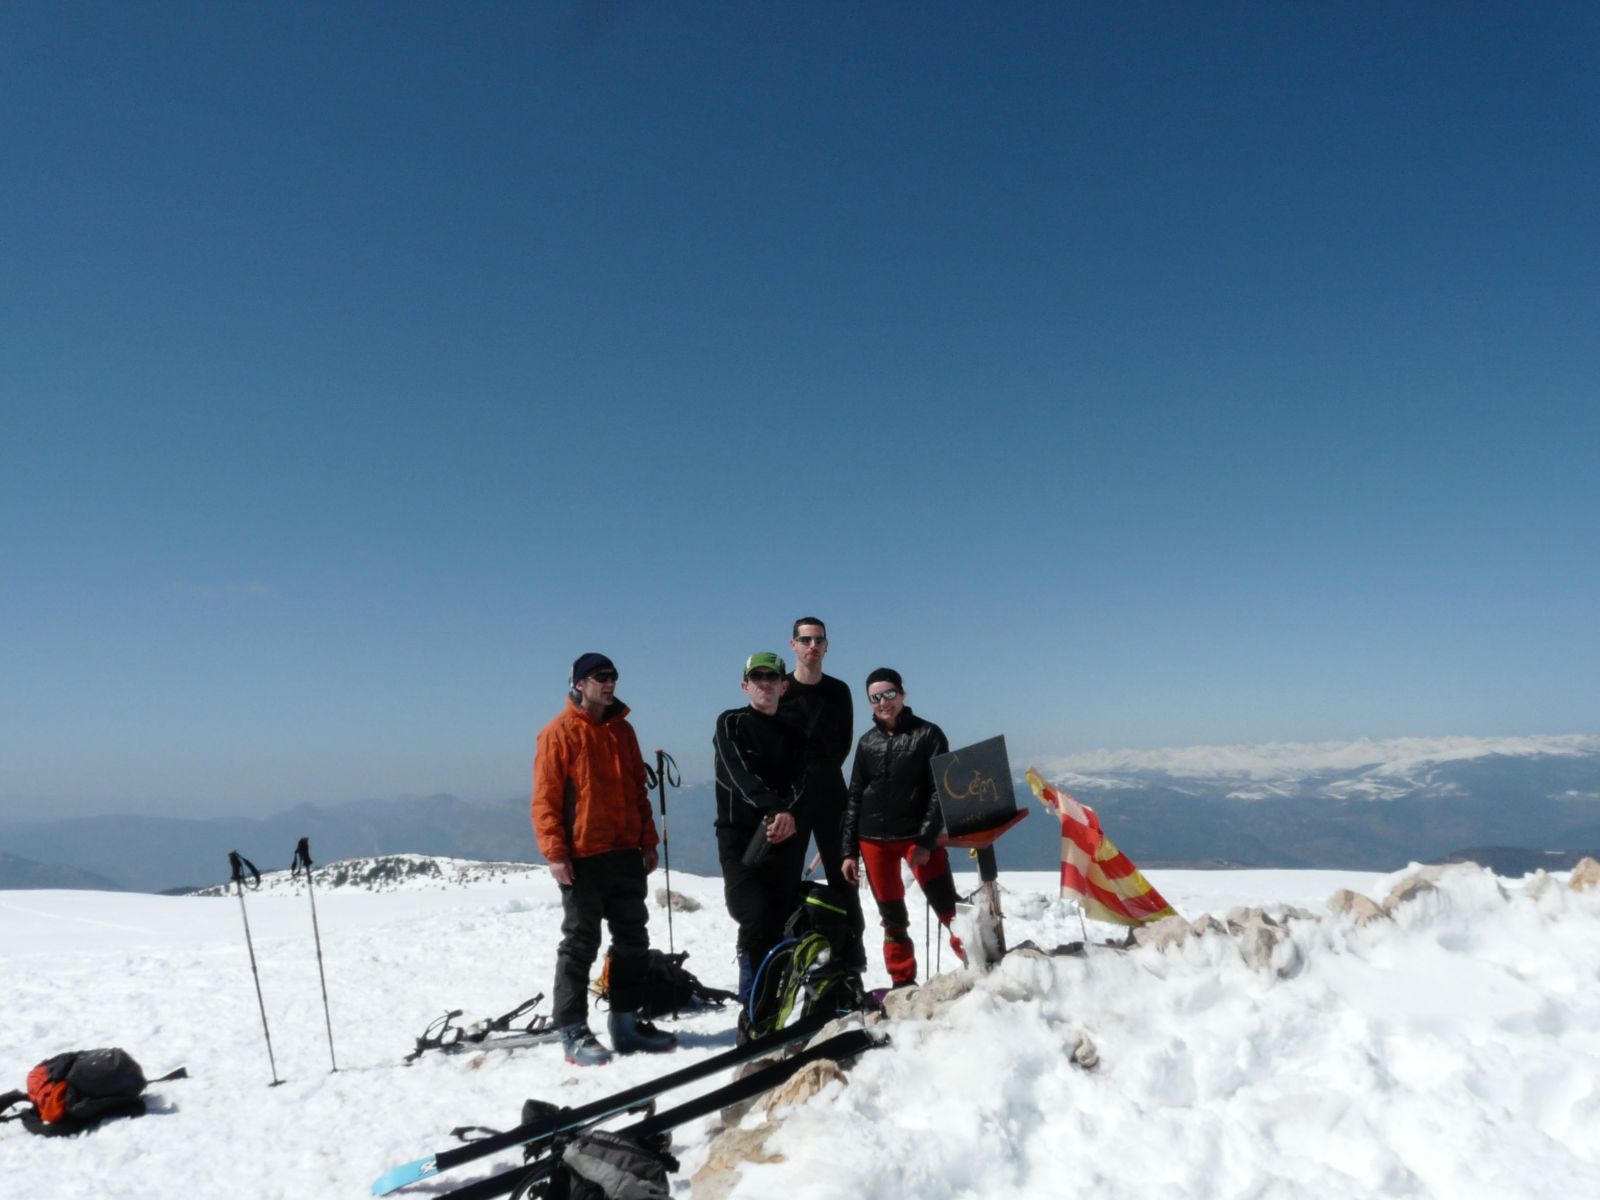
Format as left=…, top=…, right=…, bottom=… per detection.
left=1026, top=767, right=1177, bottom=926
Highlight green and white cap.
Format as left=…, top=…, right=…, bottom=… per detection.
left=743, top=651, right=787, bottom=678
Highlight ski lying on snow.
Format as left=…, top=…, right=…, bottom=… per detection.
left=371, top=1008, right=844, bottom=1195
left=436, top=1029, right=564, bottom=1057
left=437, top=1027, right=884, bottom=1200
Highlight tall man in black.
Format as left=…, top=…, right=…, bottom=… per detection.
left=778, top=616, right=866, bottom=969
left=714, top=650, right=808, bottom=1032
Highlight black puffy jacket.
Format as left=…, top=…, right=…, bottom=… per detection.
left=841, top=708, right=949, bottom=855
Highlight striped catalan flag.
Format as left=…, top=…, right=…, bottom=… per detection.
left=1026, top=767, right=1177, bottom=926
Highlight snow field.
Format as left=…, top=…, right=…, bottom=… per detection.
left=3, top=863, right=1599, bottom=1199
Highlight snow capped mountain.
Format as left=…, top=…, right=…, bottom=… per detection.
left=1034, top=733, right=1600, bottom=795
left=1018, top=735, right=1600, bottom=872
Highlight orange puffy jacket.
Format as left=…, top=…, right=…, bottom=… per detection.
left=532, top=698, right=657, bottom=864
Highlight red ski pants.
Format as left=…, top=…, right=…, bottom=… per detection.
left=859, top=839, right=959, bottom=985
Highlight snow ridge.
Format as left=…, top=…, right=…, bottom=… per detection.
left=192, top=853, right=543, bottom=896
left=1034, top=733, right=1600, bottom=790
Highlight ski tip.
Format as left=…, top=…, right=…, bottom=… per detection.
left=371, top=1156, right=436, bottom=1196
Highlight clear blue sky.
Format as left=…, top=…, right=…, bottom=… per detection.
left=4, top=2, right=1597, bottom=821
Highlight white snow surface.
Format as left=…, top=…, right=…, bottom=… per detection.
left=5, top=858, right=1600, bottom=1198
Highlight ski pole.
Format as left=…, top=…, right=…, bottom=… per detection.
left=649, top=748, right=681, bottom=954
left=228, top=850, right=282, bottom=1086
left=291, top=837, right=338, bottom=1072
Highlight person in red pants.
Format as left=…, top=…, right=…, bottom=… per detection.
left=840, top=667, right=965, bottom=987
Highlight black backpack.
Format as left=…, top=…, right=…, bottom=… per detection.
left=459, top=1102, right=678, bottom=1200
left=0, top=1048, right=186, bottom=1137
left=596, top=948, right=737, bottom=1019
left=546, top=1129, right=678, bottom=1200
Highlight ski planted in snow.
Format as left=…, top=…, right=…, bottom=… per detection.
left=436, top=1027, right=884, bottom=1200
left=371, top=1007, right=848, bottom=1194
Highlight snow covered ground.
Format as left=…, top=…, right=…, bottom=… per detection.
left=4, top=859, right=1599, bottom=1198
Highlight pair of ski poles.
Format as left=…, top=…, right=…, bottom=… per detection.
left=647, top=748, right=682, bottom=953
left=228, top=837, right=338, bottom=1086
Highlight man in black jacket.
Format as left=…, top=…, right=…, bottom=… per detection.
left=841, top=667, right=965, bottom=986
left=778, top=615, right=866, bottom=969
left=713, top=650, right=808, bottom=1023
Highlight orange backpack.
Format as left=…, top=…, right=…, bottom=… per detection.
left=1, top=1048, right=185, bottom=1137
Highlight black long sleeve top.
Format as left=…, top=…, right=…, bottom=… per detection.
left=778, top=672, right=854, bottom=805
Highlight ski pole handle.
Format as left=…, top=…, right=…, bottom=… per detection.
left=229, top=850, right=261, bottom=889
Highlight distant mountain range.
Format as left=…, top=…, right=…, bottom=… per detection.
left=3, top=735, right=1597, bottom=892
left=0, top=852, right=128, bottom=892
left=0, top=787, right=727, bottom=894
left=1025, top=733, right=1600, bottom=871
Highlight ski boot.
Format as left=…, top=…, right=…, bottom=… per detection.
left=607, top=1010, right=678, bottom=1055
left=560, top=1023, right=612, bottom=1067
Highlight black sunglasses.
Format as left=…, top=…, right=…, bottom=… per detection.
left=587, top=670, right=619, bottom=683
left=867, top=688, right=900, bottom=704
left=745, top=671, right=782, bottom=683
left=794, top=635, right=827, bottom=645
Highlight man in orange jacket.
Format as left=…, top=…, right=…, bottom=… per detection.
left=533, top=652, right=676, bottom=1065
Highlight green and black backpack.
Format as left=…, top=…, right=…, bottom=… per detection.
left=745, top=881, right=869, bottom=1038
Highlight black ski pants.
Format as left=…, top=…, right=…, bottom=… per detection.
left=552, top=848, right=649, bottom=1028
left=716, top=825, right=808, bottom=1003
left=797, top=783, right=867, bottom=966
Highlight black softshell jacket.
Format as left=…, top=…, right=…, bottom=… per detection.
left=712, top=706, right=808, bottom=834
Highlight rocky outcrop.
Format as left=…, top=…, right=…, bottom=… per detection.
left=1071, top=1031, right=1099, bottom=1071
left=880, top=970, right=976, bottom=1020
left=1382, top=862, right=1505, bottom=913
left=1570, top=857, right=1600, bottom=892
left=1382, top=865, right=1446, bottom=911
left=756, top=1058, right=847, bottom=1118
left=1133, top=906, right=1308, bottom=976
left=656, top=887, right=702, bottom=912
left=691, top=1126, right=786, bottom=1200
left=1227, top=907, right=1304, bottom=976
left=1328, top=888, right=1389, bottom=926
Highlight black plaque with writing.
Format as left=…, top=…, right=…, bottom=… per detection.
left=931, top=735, right=1016, bottom=838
